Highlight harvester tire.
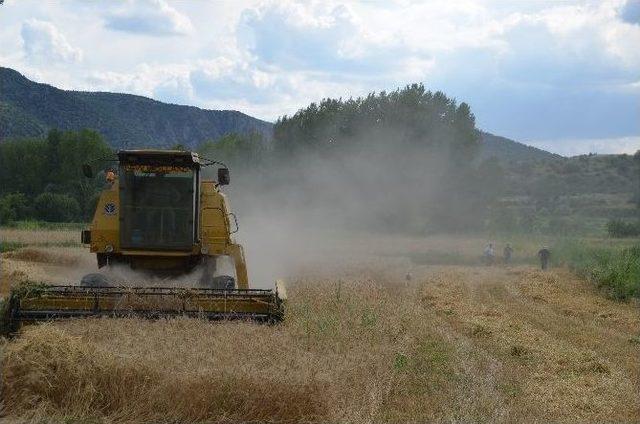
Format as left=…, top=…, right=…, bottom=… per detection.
left=211, top=275, right=235, bottom=290
left=198, top=257, right=232, bottom=289
left=80, top=273, right=112, bottom=287
left=199, top=272, right=235, bottom=290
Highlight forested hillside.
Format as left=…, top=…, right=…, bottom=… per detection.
left=0, top=67, right=272, bottom=149
left=479, top=132, right=559, bottom=162
left=1, top=77, right=637, bottom=235
left=200, top=88, right=640, bottom=236
left=491, top=151, right=640, bottom=235
left=1, top=67, right=567, bottom=164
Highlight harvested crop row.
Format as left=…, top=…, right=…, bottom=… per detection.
left=2, top=267, right=639, bottom=423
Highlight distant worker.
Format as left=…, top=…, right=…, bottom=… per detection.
left=538, top=246, right=550, bottom=270
left=483, top=243, right=495, bottom=266
left=503, top=243, right=513, bottom=265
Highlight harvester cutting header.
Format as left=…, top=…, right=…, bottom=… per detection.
left=3, top=150, right=285, bottom=333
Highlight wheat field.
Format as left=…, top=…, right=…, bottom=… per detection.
left=1, top=229, right=639, bottom=423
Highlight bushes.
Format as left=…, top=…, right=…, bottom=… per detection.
left=555, top=240, right=640, bottom=300
left=606, top=219, right=640, bottom=238
left=587, top=246, right=640, bottom=299
left=0, top=192, right=85, bottom=224
left=0, top=241, right=25, bottom=253
left=0, top=129, right=112, bottom=224
left=33, top=193, right=81, bottom=222
left=1, top=192, right=81, bottom=224
left=0, top=193, right=32, bottom=224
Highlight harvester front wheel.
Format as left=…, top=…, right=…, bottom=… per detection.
left=199, top=273, right=235, bottom=290
left=80, top=273, right=112, bottom=288
left=198, top=257, right=235, bottom=289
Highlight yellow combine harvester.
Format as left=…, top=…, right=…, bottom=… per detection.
left=2, top=150, right=285, bottom=334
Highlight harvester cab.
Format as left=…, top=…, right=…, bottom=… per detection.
left=83, top=150, right=246, bottom=288
left=2, top=150, right=285, bottom=334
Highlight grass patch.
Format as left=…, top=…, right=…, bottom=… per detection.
left=2, top=278, right=460, bottom=423
left=1, top=227, right=81, bottom=248
left=3, top=248, right=79, bottom=266
left=33, top=240, right=81, bottom=248
left=554, top=240, right=640, bottom=300
left=3, top=220, right=86, bottom=230
left=0, top=241, right=25, bottom=253
left=0, top=240, right=80, bottom=252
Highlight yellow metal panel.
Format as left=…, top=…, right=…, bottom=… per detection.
left=22, top=297, right=95, bottom=311
left=90, top=182, right=120, bottom=253
left=200, top=182, right=231, bottom=252
left=21, top=294, right=274, bottom=315
left=80, top=166, right=252, bottom=297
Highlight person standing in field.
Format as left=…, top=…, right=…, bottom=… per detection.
left=538, top=246, right=550, bottom=270
left=503, top=243, right=513, bottom=265
left=483, top=243, right=495, bottom=265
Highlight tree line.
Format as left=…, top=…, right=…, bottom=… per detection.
left=0, top=129, right=111, bottom=223
left=1, top=83, right=507, bottom=233
left=202, top=84, right=503, bottom=233
left=274, top=83, right=478, bottom=163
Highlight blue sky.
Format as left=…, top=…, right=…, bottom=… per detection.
left=0, top=0, right=638, bottom=155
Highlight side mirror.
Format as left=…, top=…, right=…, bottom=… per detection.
left=82, top=164, right=93, bottom=178
left=217, top=168, right=230, bottom=185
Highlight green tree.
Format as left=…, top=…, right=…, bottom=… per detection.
left=607, top=219, right=640, bottom=238
left=0, top=129, right=112, bottom=222
left=273, top=83, right=479, bottom=157
left=0, top=137, right=48, bottom=195
left=198, top=132, right=266, bottom=169
left=34, top=192, right=80, bottom=222
left=0, top=193, right=32, bottom=223
left=486, top=206, right=518, bottom=233
left=271, top=84, right=491, bottom=232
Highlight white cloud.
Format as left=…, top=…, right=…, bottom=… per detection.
left=535, top=2, right=640, bottom=71
left=105, top=0, right=193, bottom=36
left=237, top=2, right=363, bottom=71
left=83, top=63, right=192, bottom=98
left=235, top=0, right=640, bottom=95
left=198, top=70, right=363, bottom=119
left=2, top=0, right=638, bottom=144
left=21, top=19, right=82, bottom=63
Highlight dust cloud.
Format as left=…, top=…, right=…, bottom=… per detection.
left=218, top=138, right=457, bottom=287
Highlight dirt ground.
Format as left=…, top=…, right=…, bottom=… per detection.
left=1, top=230, right=639, bottom=423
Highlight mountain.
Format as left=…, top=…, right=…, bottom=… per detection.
left=0, top=67, right=273, bottom=149
left=479, top=131, right=561, bottom=162
left=1, top=67, right=562, bottom=163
